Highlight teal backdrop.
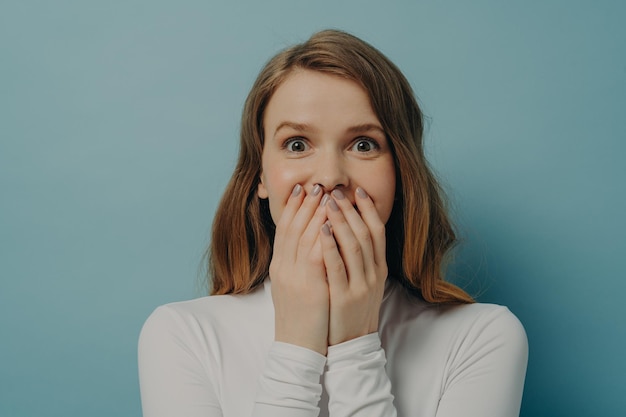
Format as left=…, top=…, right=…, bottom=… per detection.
left=1, top=1, right=624, bottom=416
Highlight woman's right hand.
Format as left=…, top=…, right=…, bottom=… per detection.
left=269, top=184, right=330, bottom=355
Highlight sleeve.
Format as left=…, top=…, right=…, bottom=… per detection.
left=138, top=306, right=223, bottom=417
left=138, top=306, right=327, bottom=417
left=324, top=333, right=398, bottom=417
left=253, top=342, right=327, bottom=417
left=436, top=307, right=529, bottom=417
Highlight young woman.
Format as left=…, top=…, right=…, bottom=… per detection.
left=138, top=29, right=528, bottom=417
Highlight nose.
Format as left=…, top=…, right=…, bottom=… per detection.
left=312, top=151, right=349, bottom=192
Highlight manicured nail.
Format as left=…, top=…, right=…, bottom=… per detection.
left=312, top=184, right=322, bottom=196
left=321, top=222, right=331, bottom=236
left=292, top=184, right=302, bottom=197
left=321, top=194, right=330, bottom=206
left=329, top=198, right=340, bottom=211
left=356, top=187, right=368, bottom=199
left=331, top=189, right=345, bottom=200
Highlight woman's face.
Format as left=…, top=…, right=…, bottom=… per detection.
left=258, top=69, right=396, bottom=225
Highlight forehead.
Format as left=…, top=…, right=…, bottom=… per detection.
left=263, top=69, right=379, bottom=130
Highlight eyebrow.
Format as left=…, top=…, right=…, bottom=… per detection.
left=346, top=123, right=386, bottom=135
left=273, top=121, right=385, bottom=137
left=273, top=121, right=316, bottom=137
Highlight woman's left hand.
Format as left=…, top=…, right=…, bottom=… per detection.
left=320, top=187, right=389, bottom=346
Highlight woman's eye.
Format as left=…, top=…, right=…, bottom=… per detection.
left=285, top=138, right=308, bottom=152
left=352, top=138, right=378, bottom=153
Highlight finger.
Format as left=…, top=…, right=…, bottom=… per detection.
left=325, top=196, right=368, bottom=284
left=279, top=184, right=324, bottom=258
left=298, top=195, right=329, bottom=261
left=273, top=184, right=305, bottom=256
left=329, top=189, right=376, bottom=264
left=320, top=221, right=348, bottom=291
left=353, top=187, right=387, bottom=268
left=308, top=231, right=324, bottom=269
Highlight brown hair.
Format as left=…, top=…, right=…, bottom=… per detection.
left=208, top=29, right=473, bottom=304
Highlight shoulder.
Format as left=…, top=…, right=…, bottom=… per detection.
left=437, top=302, right=528, bottom=360
left=148, top=279, right=270, bottom=321
left=381, top=284, right=528, bottom=362
left=437, top=301, right=526, bottom=340
left=380, top=287, right=528, bottom=415
left=139, top=281, right=274, bottom=353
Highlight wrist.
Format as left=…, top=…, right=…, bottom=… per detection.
left=275, top=334, right=328, bottom=356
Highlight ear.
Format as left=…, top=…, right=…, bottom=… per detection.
left=257, top=175, right=268, bottom=199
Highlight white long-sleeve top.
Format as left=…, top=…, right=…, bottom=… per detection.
left=138, top=279, right=528, bottom=417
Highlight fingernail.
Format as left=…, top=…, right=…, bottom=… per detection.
left=321, top=194, right=330, bottom=206
left=329, top=198, right=340, bottom=211
left=321, top=222, right=331, bottom=236
left=292, top=184, right=302, bottom=197
left=356, top=187, right=368, bottom=199
left=331, top=189, right=345, bottom=200
left=312, top=184, right=322, bottom=196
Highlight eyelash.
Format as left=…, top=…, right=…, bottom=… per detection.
left=351, top=137, right=380, bottom=153
left=283, top=137, right=309, bottom=153
left=281, top=137, right=381, bottom=153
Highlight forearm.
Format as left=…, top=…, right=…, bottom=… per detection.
left=253, top=342, right=326, bottom=417
left=325, top=333, right=397, bottom=417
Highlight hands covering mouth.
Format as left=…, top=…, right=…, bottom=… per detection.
left=270, top=184, right=388, bottom=355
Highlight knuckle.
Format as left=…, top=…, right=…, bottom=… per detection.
left=345, top=240, right=362, bottom=255
left=372, top=222, right=386, bottom=237
left=330, top=261, right=345, bottom=275
left=379, top=264, right=389, bottom=278
left=356, top=227, right=371, bottom=243
left=353, top=285, right=369, bottom=299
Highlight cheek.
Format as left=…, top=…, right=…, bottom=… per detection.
left=367, top=168, right=396, bottom=224
left=263, top=168, right=304, bottom=222
left=265, top=169, right=302, bottom=199
left=373, top=190, right=396, bottom=224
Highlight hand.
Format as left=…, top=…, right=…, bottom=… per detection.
left=269, top=184, right=330, bottom=355
left=321, top=187, right=388, bottom=346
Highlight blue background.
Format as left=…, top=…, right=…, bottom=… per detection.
left=1, top=1, right=624, bottom=416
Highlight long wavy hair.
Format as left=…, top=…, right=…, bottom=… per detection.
left=207, top=29, right=473, bottom=304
